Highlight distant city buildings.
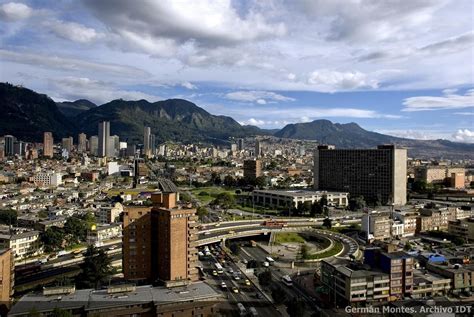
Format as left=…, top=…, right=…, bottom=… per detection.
left=314, top=144, right=407, bottom=205
left=77, top=133, right=87, bottom=153
left=61, top=136, right=73, bottom=153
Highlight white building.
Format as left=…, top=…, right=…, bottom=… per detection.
left=0, top=230, right=42, bottom=259
left=252, top=189, right=348, bottom=209
left=87, top=223, right=122, bottom=247
left=107, top=162, right=120, bottom=175
left=33, top=172, right=62, bottom=187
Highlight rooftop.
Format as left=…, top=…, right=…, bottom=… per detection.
left=253, top=189, right=347, bottom=197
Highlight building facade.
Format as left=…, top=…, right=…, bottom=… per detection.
left=252, top=189, right=348, bottom=209
left=243, top=159, right=262, bottom=183
left=0, top=249, right=13, bottom=303
left=43, top=132, right=53, bottom=158
left=314, top=145, right=407, bottom=205
left=98, top=121, right=110, bottom=157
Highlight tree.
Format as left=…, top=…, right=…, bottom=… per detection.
left=301, top=201, right=312, bottom=215
left=349, top=196, right=366, bottom=211
left=255, top=176, right=266, bottom=188
left=404, top=241, right=412, bottom=251
left=299, top=243, right=309, bottom=260
left=223, top=175, right=236, bottom=187
left=287, top=298, right=306, bottom=317
left=82, top=212, right=96, bottom=229
left=196, top=206, right=209, bottom=221
left=179, top=192, right=193, bottom=204
left=229, top=243, right=240, bottom=255
left=258, top=270, right=272, bottom=287
left=0, top=209, right=17, bottom=226
left=310, top=201, right=322, bottom=216
left=322, top=217, right=332, bottom=229
left=77, top=246, right=115, bottom=289
left=247, top=260, right=259, bottom=269
left=271, top=284, right=286, bottom=304
left=64, top=217, right=88, bottom=244
left=41, top=227, right=65, bottom=252
left=211, top=192, right=235, bottom=212
left=319, top=195, right=328, bottom=208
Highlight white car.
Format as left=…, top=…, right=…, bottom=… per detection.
left=228, top=268, right=234, bottom=274
left=233, top=274, right=241, bottom=280
left=220, top=282, right=227, bottom=289
left=263, top=261, right=269, bottom=267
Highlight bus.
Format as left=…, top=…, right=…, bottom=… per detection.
left=265, top=257, right=275, bottom=265
left=214, top=262, right=224, bottom=274
left=282, top=275, right=293, bottom=286
left=237, top=303, right=247, bottom=316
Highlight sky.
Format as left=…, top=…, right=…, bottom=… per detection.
left=0, top=0, right=473, bottom=142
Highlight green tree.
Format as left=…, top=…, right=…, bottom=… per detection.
left=258, top=270, right=272, bottom=287
left=223, top=175, right=236, bottom=187
left=40, top=227, right=65, bottom=252
left=64, top=216, right=88, bottom=244
left=404, top=241, right=412, bottom=251
left=310, top=201, right=322, bottom=216
left=299, top=243, right=309, bottom=260
left=287, top=298, right=306, bottom=317
left=349, top=196, right=366, bottom=211
left=0, top=209, right=17, bottom=226
left=271, top=284, right=286, bottom=304
left=82, top=212, right=96, bottom=230
left=323, top=217, right=332, bottom=229
left=51, top=307, right=72, bottom=317
left=77, top=246, right=115, bottom=289
left=255, top=176, right=266, bottom=188
left=229, top=243, right=240, bottom=255
left=319, top=195, right=328, bottom=207
left=196, top=206, right=209, bottom=220
left=211, top=192, right=235, bottom=212
left=179, top=192, right=193, bottom=204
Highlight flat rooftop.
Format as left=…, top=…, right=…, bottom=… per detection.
left=9, top=282, right=223, bottom=316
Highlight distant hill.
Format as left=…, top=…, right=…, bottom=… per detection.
left=75, top=98, right=266, bottom=144
left=274, top=119, right=474, bottom=158
left=56, top=99, right=96, bottom=118
left=0, top=83, right=75, bottom=141
left=0, top=83, right=472, bottom=159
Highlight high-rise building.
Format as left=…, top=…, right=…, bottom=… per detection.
left=237, top=138, right=244, bottom=151
left=43, top=132, right=53, bottom=158
left=314, top=145, right=407, bottom=205
left=255, top=139, right=262, bottom=157
left=143, top=126, right=151, bottom=158
left=89, top=136, right=99, bottom=156
left=13, top=141, right=26, bottom=157
left=98, top=121, right=110, bottom=157
left=3, top=135, right=14, bottom=157
left=61, top=137, right=73, bottom=153
left=0, top=249, right=13, bottom=303
left=122, top=182, right=198, bottom=286
left=77, top=133, right=87, bottom=153
left=243, top=159, right=262, bottom=183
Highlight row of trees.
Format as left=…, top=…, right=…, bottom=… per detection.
left=41, top=212, right=96, bottom=252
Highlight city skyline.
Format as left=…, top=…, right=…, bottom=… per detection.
left=0, top=1, right=472, bottom=142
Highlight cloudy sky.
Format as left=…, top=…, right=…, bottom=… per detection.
left=0, top=0, right=473, bottom=142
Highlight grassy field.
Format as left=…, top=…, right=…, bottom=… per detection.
left=190, top=186, right=237, bottom=204
left=305, top=240, right=343, bottom=260
left=274, top=232, right=306, bottom=244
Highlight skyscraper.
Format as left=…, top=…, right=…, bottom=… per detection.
left=3, top=135, right=14, bottom=157
left=98, top=121, right=110, bottom=157
left=237, top=138, right=244, bottom=151
left=243, top=159, right=262, bottom=183
left=122, top=183, right=198, bottom=286
left=143, top=126, right=152, bottom=158
left=255, top=139, right=261, bottom=157
left=77, top=133, right=87, bottom=153
left=61, top=137, right=73, bottom=153
left=89, top=136, right=99, bottom=156
left=43, top=132, right=53, bottom=158
left=313, top=145, right=407, bottom=205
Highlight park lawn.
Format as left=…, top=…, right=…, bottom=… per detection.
left=305, top=240, right=343, bottom=260
left=190, top=186, right=237, bottom=204
left=274, top=232, right=306, bottom=244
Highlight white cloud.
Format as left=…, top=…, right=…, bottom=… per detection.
left=307, top=70, right=379, bottom=91
left=48, top=77, right=160, bottom=104
left=402, top=89, right=474, bottom=111
left=454, top=112, right=474, bottom=116
left=225, top=90, right=295, bottom=104
left=181, top=81, right=197, bottom=90
left=0, top=49, right=150, bottom=77
left=452, top=129, right=474, bottom=143
left=83, top=0, right=286, bottom=56
left=0, top=2, right=32, bottom=21
left=45, top=19, right=103, bottom=43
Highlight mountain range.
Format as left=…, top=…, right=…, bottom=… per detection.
left=0, top=82, right=472, bottom=159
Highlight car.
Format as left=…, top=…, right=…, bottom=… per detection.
left=220, top=282, right=227, bottom=289
left=233, top=274, right=241, bottom=280
left=212, top=270, right=218, bottom=276
left=244, top=279, right=251, bottom=286
left=232, top=287, right=239, bottom=293
left=108, top=245, right=117, bottom=250
left=256, top=293, right=263, bottom=299
left=262, top=261, right=269, bottom=267
left=243, top=259, right=248, bottom=265
left=228, top=268, right=234, bottom=274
